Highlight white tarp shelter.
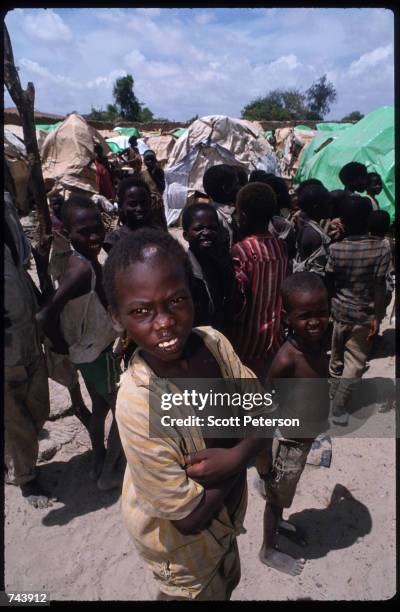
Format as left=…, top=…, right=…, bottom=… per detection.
left=163, top=115, right=280, bottom=225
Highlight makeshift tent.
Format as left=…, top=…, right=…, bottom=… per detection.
left=163, top=115, right=280, bottom=225
left=4, top=128, right=31, bottom=213
left=316, top=122, right=353, bottom=131
left=275, top=127, right=318, bottom=178
left=295, top=106, right=395, bottom=220
left=295, top=125, right=312, bottom=131
left=6, top=123, right=48, bottom=152
left=144, top=135, right=177, bottom=168
left=41, top=113, right=109, bottom=195
left=113, top=126, right=140, bottom=138
left=105, top=134, right=150, bottom=155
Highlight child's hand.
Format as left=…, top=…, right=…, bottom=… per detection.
left=184, top=447, right=241, bottom=486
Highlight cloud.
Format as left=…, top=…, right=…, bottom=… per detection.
left=348, top=45, right=393, bottom=77
left=4, top=8, right=394, bottom=121
left=20, top=9, right=72, bottom=43
left=195, top=12, right=216, bottom=25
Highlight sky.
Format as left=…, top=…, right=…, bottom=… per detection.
left=4, top=7, right=395, bottom=122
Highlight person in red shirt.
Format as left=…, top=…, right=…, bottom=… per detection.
left=227, top=182, right=288, bottom=380
left=89, top=144, right=116, bottom=202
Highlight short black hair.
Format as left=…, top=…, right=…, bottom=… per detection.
left=249, top=172, right=291, bottom=210
left=368, top=209, right=390, bottom=237
left=94, top=144, right=104, bottom=156
left=117, top=177, right=151, bottom=205
left=232, top=165, right=248, bottom=187
left=128, top=135, right=138, bottom=146
left=282, top=272, right=327, bottom=312
left=103, top=228, right=192, bottom=312
left=61, top=194, right=100, bottom=229
left=49, top=194, right=65, bottom=221
left=203, top=164, right=238, bottom=203
left=297, top=184, right=331, bottom=218
left=341, top=194, right=372, bottom=234
left=330, top=189, right=352, bottom=219
left=236, top=182, right=276, bottom=224
left=181, top=203, right=219, bottom=231
left=296, top=179, right=324, bottom=196
left=339, top=162, right=368, bottom=187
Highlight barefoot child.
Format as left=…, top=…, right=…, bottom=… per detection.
left=37, top=195, right=123, bottom=490
left=103, top=228, right=275, bottom=600
left=257, top=272, right=330, bottom=576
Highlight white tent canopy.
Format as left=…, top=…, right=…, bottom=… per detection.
left=163, top=115, right=280, bottom=225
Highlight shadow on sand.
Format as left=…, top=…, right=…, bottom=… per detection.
left=39, top=450, right=123, bottom=527
left=278, top=484, right=372, bottom=560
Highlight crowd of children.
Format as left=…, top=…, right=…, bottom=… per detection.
left=4, top=151, right=394, bottom=599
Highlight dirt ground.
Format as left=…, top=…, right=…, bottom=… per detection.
left=4, top=235, right=396, bottom=601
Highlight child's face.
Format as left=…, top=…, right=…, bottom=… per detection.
left=368, top=176, right=382, bottom=195
left=286, top=288, right=329, bottom=343
left=66, top=207, right=105, bottom=260
left=122, top=187, right=152, bottom=228
left=184, top=209, right=219, bottom=253
left=112, top=255, right=194, bottom=364
left=144, top=156, right=156, bottom=171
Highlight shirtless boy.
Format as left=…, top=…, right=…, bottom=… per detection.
left=257, top=272, right=330, bottom=575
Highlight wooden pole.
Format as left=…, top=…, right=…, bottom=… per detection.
left=4, top=23, right=52, bottom=254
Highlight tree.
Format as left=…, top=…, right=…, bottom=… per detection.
left=113, top=74, right=141, bottom=121
left=241, top=89, right=307, bottom=121
left=138, top=106, right=154, bottom=122
left=341, top=110, right=364, bottom=122
left=241, top=75, right=337, bottom=121
left=305, top=74, right=337, bottom=120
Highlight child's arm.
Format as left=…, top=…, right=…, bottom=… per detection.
left=172, top=474, right=241, bottom=536
left=36, top=256, right=92, bottom=353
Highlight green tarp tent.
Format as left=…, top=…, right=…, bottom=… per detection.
left=113, top=126, right=140, bottom=138
left=316, top=122, right=353, bottom=131
left=106, top=141, right=123, bottom=154
left=295, top=107, right=395, bottom=220
left=173, top=128, right=188, bottom=138
left=295, top=125, right=312, bottom=131
left=35, top=122, right=63, bottom=132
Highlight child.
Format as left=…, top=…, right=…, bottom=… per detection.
left=338, top=161, right=369, bottom=195
left=325, top=195, right=391, bottom=425
left=249, top=171, right=296, bottom=260
left=103, top=228, right=274, bottom=600
left=182, top=202, right=237, bottom=332
left=227, top=182, right=288, bottom=380
left=37, top=195, right=123, bottom=490
left=119, top=135, right=142, bottom=174
left=368, top=210, right=394, bottom=318
left=366, top=172, right=382, bottom=210
left=103, top=177, right=158, bottom=253
left=258, top=272, right=330, bottom=575
left=142, top=149, right=165, bottom=195
left=88, top=144, right=116, bottom=202
left=293, top=183, right=332, bottom=277
left=202, top=164, right=241, bottom=247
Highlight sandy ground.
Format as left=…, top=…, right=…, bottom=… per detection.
left=4, top=235, right=396, bottom=601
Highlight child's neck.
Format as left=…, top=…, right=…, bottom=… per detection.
left=288, top=332, right=323, bottom=355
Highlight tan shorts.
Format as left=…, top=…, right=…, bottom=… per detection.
left=264, top=437, right=313, bottom=508
left=156, top=537, right=241, bottom=601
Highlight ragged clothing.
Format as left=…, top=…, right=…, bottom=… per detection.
left=59, top=251, right=117, bottom=364
left=116, top=326, right=275, bottom=599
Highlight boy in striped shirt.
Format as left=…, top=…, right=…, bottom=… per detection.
left=227, top=182, right=288, bottom=380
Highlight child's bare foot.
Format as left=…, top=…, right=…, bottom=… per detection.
left=21, top=479, right=55, bottom=508
left=259, top=547, right=305, bottom=576
left=278, top=519, right=308, bottom=546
